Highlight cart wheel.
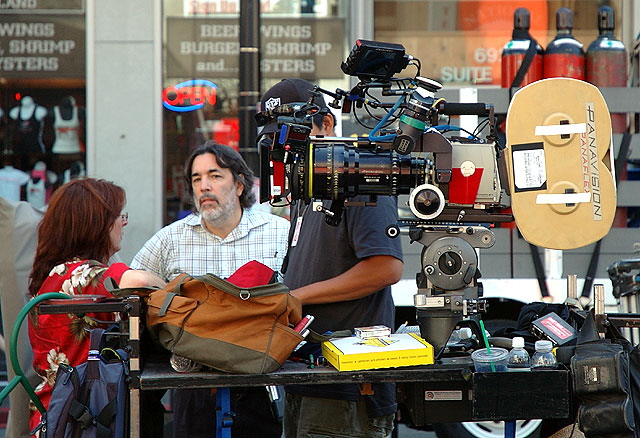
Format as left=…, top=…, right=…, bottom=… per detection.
left=433, top=419, right=542, bottom=438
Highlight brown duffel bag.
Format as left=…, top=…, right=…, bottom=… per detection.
left=146, top=271, right=303, bottom=373
left=111, top=262, right=304, bottom=374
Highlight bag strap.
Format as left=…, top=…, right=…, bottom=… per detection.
left=156, top=274, right=193, bottom=317
left=509, top=32, right=538, bottom=101
left=94, top=397, right=118, bottom=438
left=304, top=329, right=352, bottom=344
left=157, top=272, right=292, bottom=317
left=105, top=275, right=160, bottom=298
left=190, top=273, right=290, bottom=299
left=86, top=329, right=105, bottom=382
left=68, top=389, right=117, bottom=436
left=69, top=329, right=128, bottom=436
left=510, top=37, right=537, bottom=90
left=70, top=329, right=106, bottom=436
left=159, top=292, right=178, bottom=317
left=56, top=363, right=91, bottom=437
left=67, top=367, right=94, bottom=436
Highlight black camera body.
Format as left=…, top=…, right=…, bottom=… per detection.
left=255, top=40, right=516, bottom=356
left=256, top=40, right=510, bottom=226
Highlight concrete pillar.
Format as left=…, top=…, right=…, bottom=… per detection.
left=86, top=0, right=163, bottom=263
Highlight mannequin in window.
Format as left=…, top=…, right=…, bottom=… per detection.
left=26, top=161, right=57, bottom=209
left=0, top=156, right=29, bottom=202
left=51, top=96, right=85, bottom=155
left=8, top=96, right=47, bottom=156
left=62, top=160, right=86, bottom=184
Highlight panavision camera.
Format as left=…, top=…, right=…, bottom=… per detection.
left=255, top=39, right=617, bottom=356
left=256, top=39, right=511, bottom=229
left=255, top=39, right=511, bottom=355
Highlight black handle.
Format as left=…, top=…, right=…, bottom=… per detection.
left=437, top=102, right=490, bottom=116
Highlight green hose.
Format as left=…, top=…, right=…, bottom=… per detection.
left=0, top=292, right=69, bottom=414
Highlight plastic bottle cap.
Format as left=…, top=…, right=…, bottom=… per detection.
left=535, top=340, right=553, bottom=351
left=512, top=336, right=525, bottom=348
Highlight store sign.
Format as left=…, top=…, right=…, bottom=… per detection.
left=163, top=79, right=217, bottom=112
left=166, top=17, right=344, bottom=79
left=0, top=14, right=85, bottom=78
left=0, top=0, right=82, bottom=11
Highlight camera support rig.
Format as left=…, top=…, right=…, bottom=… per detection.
left=410, top=225, right=496, bottom=357
left=255, top=40, right=512, bottom=357
left=256, top=39, right=617, bottom=360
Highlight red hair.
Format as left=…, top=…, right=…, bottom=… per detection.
left=29, top=178, right=125, bottom=296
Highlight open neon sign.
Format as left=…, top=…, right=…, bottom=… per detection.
left=163, top=79, right=217, bottom=112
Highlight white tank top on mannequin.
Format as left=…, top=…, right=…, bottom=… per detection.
left=26, top=177, right=46, bottom=208
left=52, top=105, right=82, bottom=154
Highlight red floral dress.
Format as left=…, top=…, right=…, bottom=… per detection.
left=27, top=259, right=130, bottom=433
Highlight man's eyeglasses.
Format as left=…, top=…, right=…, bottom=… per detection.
left=120, top=212, right=129, bottom=222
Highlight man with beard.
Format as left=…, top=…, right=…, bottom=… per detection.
left=131, top=141, right=289, bottom=438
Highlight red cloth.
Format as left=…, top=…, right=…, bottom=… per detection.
left=225, top=260, right=275, bottom=288
left=28, top=259, right=130, bottom=432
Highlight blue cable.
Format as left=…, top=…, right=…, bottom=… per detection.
left=368, top=96, right=405, bottom=142
left=432, top=125, right=463, bottom=132
left=431, top=125, right=481, bottom=141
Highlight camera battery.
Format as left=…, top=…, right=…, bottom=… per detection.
left=355, top=325, right=392, bottom=339
left=530, top=312, right=577, bottom=346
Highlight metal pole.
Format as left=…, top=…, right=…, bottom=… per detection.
left=239, top=0, right=261, bottom=175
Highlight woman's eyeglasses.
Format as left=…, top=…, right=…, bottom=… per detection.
left=120, top=212, right=129, bottom=222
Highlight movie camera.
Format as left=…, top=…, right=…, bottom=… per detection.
left=256, top=40, right=512, bottom=226
left=255, top=40, right=516, bottom=356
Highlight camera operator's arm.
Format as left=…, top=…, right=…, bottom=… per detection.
left=291, top=255, right=402, bottom=305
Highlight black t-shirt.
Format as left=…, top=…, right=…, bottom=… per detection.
left=283, top=196, right=403, bottom=417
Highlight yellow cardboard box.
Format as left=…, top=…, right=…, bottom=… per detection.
left=321, top=333, right=434, bottom=371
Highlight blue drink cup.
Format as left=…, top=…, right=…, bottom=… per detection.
left=471, top=347, right=509, bottom=372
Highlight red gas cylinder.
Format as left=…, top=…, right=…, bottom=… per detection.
left=588, top=6, right=628, bottom=227
left=586, top=5, right=628, bottom=133
left=544, top=8, right=585, bottom=79
left=501, top=7, right=544, bottom=88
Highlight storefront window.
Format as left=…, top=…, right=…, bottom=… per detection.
left=0, top=1, right=86, bottom=209
left=162, top=0, right=349, bottom=224
left=374, top=0, right=623, bottom=87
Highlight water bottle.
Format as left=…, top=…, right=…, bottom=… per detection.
left=507, top=336, right=530, bottom=370
left=531, top=340, right=557, bottom=369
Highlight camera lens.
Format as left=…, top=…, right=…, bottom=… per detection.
left=292, top=143, right=427, bottom=201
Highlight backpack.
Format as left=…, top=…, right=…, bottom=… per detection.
left=492, top=302, right=585, bottom=345
left=42, top=328, right=129, bottom=438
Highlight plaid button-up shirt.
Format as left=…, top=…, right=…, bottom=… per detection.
left=131, top=207, right=290, bottom=281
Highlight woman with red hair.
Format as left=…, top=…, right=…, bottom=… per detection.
left=27, top=177, right=165, bottom=434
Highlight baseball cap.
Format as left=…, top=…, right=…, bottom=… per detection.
left=258, top=78, right=329, bottom=135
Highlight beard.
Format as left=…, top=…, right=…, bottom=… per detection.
left=196, top=193, right=237, bottom=225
